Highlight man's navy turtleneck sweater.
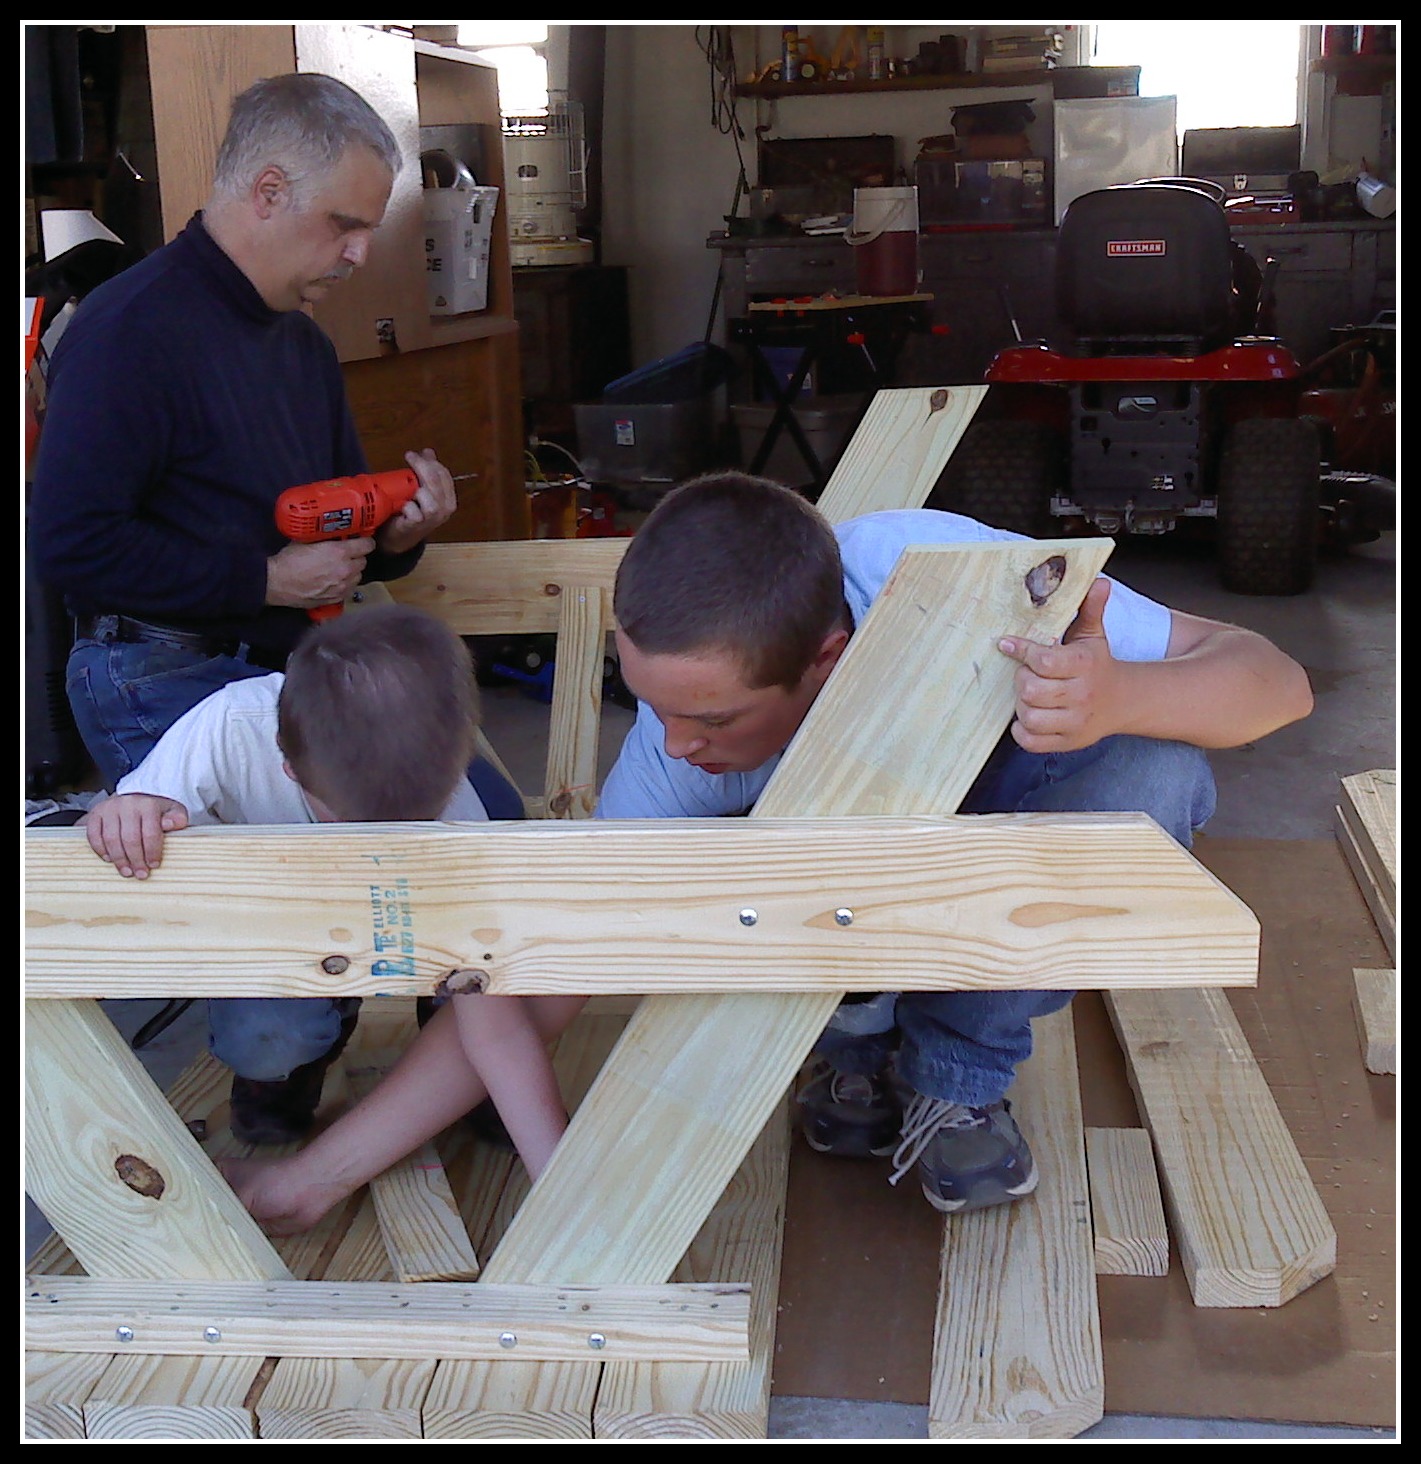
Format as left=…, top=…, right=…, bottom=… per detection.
left=29, top=213, right=419, bottom=657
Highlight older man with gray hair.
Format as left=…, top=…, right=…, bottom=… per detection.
left=31, top=72, right=458, bottom=793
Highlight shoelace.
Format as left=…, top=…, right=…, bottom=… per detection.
left=888, top=1092, right=984, bottom=1187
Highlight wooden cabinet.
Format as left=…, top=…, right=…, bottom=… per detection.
left=513, top=263, right=632, bottom=444
left=145, top=25, right=528, bottom=541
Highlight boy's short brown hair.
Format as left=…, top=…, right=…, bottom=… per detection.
left=613, top=473, right=849, bottom=689
left=277, top=603, right=478, bottom=821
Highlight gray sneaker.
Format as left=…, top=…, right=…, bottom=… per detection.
left=796, top=1060, right=902, bottom=1158
left=889, top=1093, right=1039, bottom=1213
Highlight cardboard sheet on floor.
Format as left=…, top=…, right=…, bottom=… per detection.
left=771, top=838, right=1396, bottom=1428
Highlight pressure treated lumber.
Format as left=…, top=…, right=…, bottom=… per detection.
left=254, top=1202, right=430, bottom=1438
left=422, top=1012, right=630, bottom=1437
left=594, top=1104, right=791, bottom=1438
left=1105, top=987, right=1336, bottom=1307
left=24, top=815, right=1259, bottom=1000
left=1335, top=774, right=1397, bottom=963
left=384, top=538, right=628, bottom=635
left=928, top=1007, right=1103, bottom=1439
left=346, top=1052, right=481, bottom=1282
left=1340, top=770, right=1396, bottom=908
left=1351, top=968, right=1396, bottom=1076
left=24, top=998, right=288, bottom=1284
left=812, top=384, right=988, bottom=523
left=26, top=1276, right=752, bottom=1364
left=481, top=540, right=1117, bottom=1293
left=543, top=582, right=610, bottom=820
left=1085, top=1127, right=1170, bottom=1277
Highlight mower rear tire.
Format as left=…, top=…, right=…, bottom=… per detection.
left=1217, top=417, right=1321, bottom=596
left=927, top=420, right=1060, bottom=538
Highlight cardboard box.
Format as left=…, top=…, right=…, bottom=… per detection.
left=424, top=184, right=499, bottom=316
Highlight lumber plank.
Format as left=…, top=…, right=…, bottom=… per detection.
left=814, top=384, right=987, bottom=524
left=25, top=1351, right=97, bottom=1439
left=1351, top=968, right=1396, bottom=1076
left=24, top=998, right=289, bottom=1283
left=1085, top=1127, right=1170, bottom=1277
left=482, top=540, right=1113, bottom=1291
left=1104, top=987, right=1336, bottom=1307
left=423, top=1012, right=629, bottom=1437
left=256, top=1201, right=431, bottom=1438
left=1340, top=769, right=1396, bottom=908
left=24, top=815, right=1259, bottom=1000
left=384, top=538, right=628, bottom=635
left=928, top=1007, right=1103, bottom=1438
left=594, top=1101, right=791, bottom=1439
left=26, top=1276, right=751, bottom=1364
left=1335, top=802, right=1397, bottom=963
left=24, top=1049, right=234, bottom=1438
left=346, top=1051, right=481, bottom=1282
left=544, top=582, right=609, bottom=819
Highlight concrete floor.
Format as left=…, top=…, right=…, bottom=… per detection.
left=26, top=527, right=1396, bottom=1441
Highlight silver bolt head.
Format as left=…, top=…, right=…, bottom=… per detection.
left=115, top=1325, right=135, bottom=1343
left=588, top=1332, right=607, bottom=1350
left=204, top=1326, right=222, bottom=1344
left=499, top=1331, right=518, bottom=1349
left=738, top=908, right=758, bottom=926
left=834, top=908, right=854, bottom=926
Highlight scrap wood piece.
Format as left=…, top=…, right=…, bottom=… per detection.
left=1351, top=968, right=1396, bottom=1076
left=594, top=1101, right=792, bottom=1439
left=1335, top=802, right=1397, bottom=964
left=1085, top=1127, right=1169, bottom=1277
left=543, top=582, right=609, bottom=820
left=346, top=1052, right=481, bottom=1282
left=814, top=384, right=988, bottom=524
left=929, top=1007, right=1103, bottom=1439
left=1105, top=987, right=1336, bottom=1308
left=1340, top=770, right=1396, bottom=908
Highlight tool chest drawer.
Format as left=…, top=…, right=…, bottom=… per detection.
left=744, top=243, right=855, bottom=295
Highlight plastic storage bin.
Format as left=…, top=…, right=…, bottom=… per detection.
left=730, top=394, right=861, bottom=489
left=574, top=399, right=716, bottom=485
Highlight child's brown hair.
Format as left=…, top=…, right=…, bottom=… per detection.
left=277, top=603, right=478, bottom=820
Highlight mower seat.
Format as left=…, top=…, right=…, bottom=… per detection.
left=1056, top=181, right=1239, bottom=355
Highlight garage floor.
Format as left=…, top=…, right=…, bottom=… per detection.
left=26, top=526, right=1396, bottom=1441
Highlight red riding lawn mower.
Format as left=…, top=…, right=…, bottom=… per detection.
left=929, top=177, right=1395, bottom=595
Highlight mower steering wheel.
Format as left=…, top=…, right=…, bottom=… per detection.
left=1133, top=176, right=1229, bottom=206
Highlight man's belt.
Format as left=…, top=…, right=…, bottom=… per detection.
left=77, top=614, right=250, bottom=660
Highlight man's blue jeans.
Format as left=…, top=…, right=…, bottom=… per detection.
left=811, top=734, right=1218, bottom=1107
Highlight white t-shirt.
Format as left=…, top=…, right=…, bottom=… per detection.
left=595, top=509, right=1173, bottom=820
left=114, top=672, right=489, bottom=824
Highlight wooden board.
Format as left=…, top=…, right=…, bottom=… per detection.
left=25, top=814, right=1260, bottom=1000
left=1085, top=1128, right=1170, bottom=1277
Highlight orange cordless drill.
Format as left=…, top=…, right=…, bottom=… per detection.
left=274, top=469, right=422, bottom=622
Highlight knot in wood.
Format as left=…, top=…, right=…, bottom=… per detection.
left=543, top=582, right=562, bottom=596
left=114, top=1154, right=166, bottom=1200
left=1024, top=554, right=1067, bottom=608
left=436, top=968, right=488, bottom=997
left=549, top=790, right=573, bottom=816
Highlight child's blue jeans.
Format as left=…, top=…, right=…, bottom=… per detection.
left=810, top=733, right=1218, bottom=1108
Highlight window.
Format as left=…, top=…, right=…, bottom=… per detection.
left=1089, top=22, right=1303, bottom=139
left=456, top=23, right=550, bottom=115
